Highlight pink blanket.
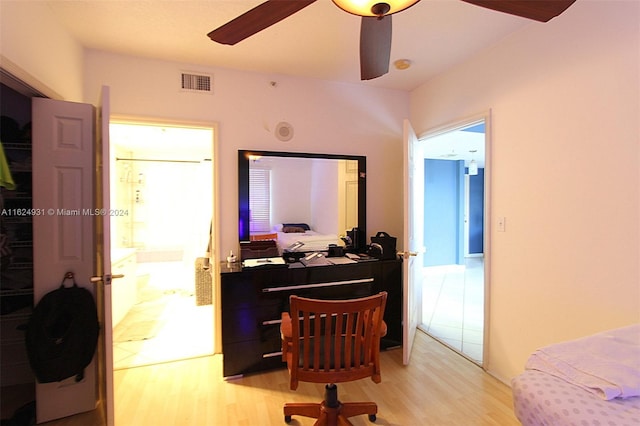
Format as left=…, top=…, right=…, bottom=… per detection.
left=525, top=324, right=640, bottom=400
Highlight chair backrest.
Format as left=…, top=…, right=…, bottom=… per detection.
left=287, top=292, right=387, bottom=389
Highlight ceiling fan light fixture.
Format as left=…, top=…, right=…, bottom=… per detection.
left=332, top=0, right=420, bottom=17
left=468, top=159, right=478, bottom=176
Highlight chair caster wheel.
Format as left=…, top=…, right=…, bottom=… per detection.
left=284, top=415, right=292, bottom=423
left=369, top=414, right=377, bottom=422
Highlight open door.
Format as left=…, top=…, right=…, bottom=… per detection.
left=32, top=97, right=98, bottom=422
left=401, top=119, right=425, bottom=365
left=32, top=88, right=113, bottom=424
left=94, top=86, right=115, bottom=426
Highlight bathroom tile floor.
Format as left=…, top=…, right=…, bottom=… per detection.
left=420, top=257, right=484, bottom=364
left=112, top=261, right=214, bottom=370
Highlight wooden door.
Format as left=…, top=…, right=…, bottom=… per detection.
left=401, top=119, right=425, bottom=365
left=32, top=89, right=114, bottom=424
left=32, top=97, right=97, bottom=422
left=95, top=86, right=115, bottom=426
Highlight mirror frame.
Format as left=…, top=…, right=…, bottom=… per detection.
left=238, top=150, right=366, bottom=243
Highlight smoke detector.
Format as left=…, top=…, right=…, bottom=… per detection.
left=275, top=122, right=294, bottom=141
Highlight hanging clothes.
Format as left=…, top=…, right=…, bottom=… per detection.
left=0, top=140, right=16, bottom=190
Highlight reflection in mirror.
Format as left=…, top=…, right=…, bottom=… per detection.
left=238, top=151, right=366, bottom=248
left=249, top=156, right=358, bottom=233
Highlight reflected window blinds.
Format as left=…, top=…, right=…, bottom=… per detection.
left=249, top=168, right=271, bottom=232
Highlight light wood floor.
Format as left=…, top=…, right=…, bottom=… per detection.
left=43, top=330, right=519, bottom=425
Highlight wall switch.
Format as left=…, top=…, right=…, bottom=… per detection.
left=498, top=217, right=506, bottom=232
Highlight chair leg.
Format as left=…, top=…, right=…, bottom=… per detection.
left=284, top=402, right=321, bottom=423
left=283, top=384, right=378, bottom=425
left=340, top=401, right=377, bottom=420
left=314, top=411, right=331, bottom=426
left=314, top=403, right=354, bottom=426
left=331, top=414, right=353, bottom=426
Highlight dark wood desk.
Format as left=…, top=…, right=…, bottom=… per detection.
left=220, top=258, right=402, bottom=377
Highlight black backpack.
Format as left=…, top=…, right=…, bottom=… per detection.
left=25, top=274, right=100, bottom=383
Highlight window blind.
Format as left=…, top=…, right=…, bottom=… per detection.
left=249, top=168, right=271, bottom=232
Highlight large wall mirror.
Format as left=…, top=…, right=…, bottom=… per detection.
left=238, top=150, right=366, bottom=244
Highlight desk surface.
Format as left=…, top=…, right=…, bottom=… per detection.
left=220, top=255, right=391, bottom=274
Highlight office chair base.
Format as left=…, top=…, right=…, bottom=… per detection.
left=284, top=384, right=377, bottom=425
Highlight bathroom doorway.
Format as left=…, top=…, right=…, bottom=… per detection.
left=419, top=115, right=489, bottom=365
left=109, top=121, right=215, bottom=369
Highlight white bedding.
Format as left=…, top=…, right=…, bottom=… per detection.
left=512, top=369, right=640, bottom=426
left=525, top=324, right=640, bottom=400
left=512, top=324, right=640, bottom=426
left=276, top=230, right=343, bottom=253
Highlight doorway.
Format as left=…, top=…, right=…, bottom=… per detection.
left=418, top=117, right=489, bottom=365
left=109, top=121, right=215, bottom=369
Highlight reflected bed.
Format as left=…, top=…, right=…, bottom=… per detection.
left=277, top=230, right=344, bottom=253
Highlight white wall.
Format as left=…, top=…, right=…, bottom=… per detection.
left=0, top=1, right=84, bottom=100
left=410, top=0, right=640, bottom=382
left=269, top=157, right=314, bottom=226
left=310, top=159, right=340, bottom=234
left=82, top=50, right=409, bottom=260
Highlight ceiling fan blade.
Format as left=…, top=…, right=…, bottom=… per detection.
left=208, top=0, right=317, bottom=45
left=461, top=0, right=577, bottom=22
left=360, top=16, right=392, bottom=81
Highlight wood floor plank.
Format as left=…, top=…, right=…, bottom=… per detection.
left=42, top=331, right=519, bottom=425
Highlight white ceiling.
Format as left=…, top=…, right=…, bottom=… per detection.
left=44, top=0, right=536, bottom=92
left=422, top=125, right=486, bottom=168
left=41, top=0, right=545, bottom=165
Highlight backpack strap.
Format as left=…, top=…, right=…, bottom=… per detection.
left=59, top=271, right=79, bottom=288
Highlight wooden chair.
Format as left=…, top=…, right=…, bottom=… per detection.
left=280, top=292, right=387, bottom=425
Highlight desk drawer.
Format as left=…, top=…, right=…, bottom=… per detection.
left=222, top=304, right=283, bottom=344
left=221, top=268, right=289, bottom=308
left=222, top=339, right=284, bottom=377
left=286, top=263, right=375, bottom=286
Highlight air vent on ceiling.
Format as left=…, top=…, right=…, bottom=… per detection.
left=181, top=72, right=212, bottom=93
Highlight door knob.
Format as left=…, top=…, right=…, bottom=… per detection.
left=90, top=274, right=125, bottom=285
left=397, top=251, right=418, bottom=259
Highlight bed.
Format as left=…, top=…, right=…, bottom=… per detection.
left=511, top=324, right=640, bottom=426
left=273, top=223, right=344, bottom=254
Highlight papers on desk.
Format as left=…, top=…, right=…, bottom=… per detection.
left=243, top=257, right=286, bottom=268
left=300, top=253, right=359, bottom=266
left=300, top=252, right=331, bottom=267
left=287, top=241, right=305, bottom=251
left=327, top=257, right=357, bottom=265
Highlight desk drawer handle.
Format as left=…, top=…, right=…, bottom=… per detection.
left=262, top=278, right=374, bottom=293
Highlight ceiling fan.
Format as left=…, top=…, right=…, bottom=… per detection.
left=208, top=0, right=577, bottom=81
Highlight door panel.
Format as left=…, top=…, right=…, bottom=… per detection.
left=402, top=119, right=424, bottom=365
left=32, top=98, right=97, bottom=422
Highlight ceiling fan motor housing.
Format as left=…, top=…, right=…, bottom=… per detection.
left=372, top=3, right=391, bottom=16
